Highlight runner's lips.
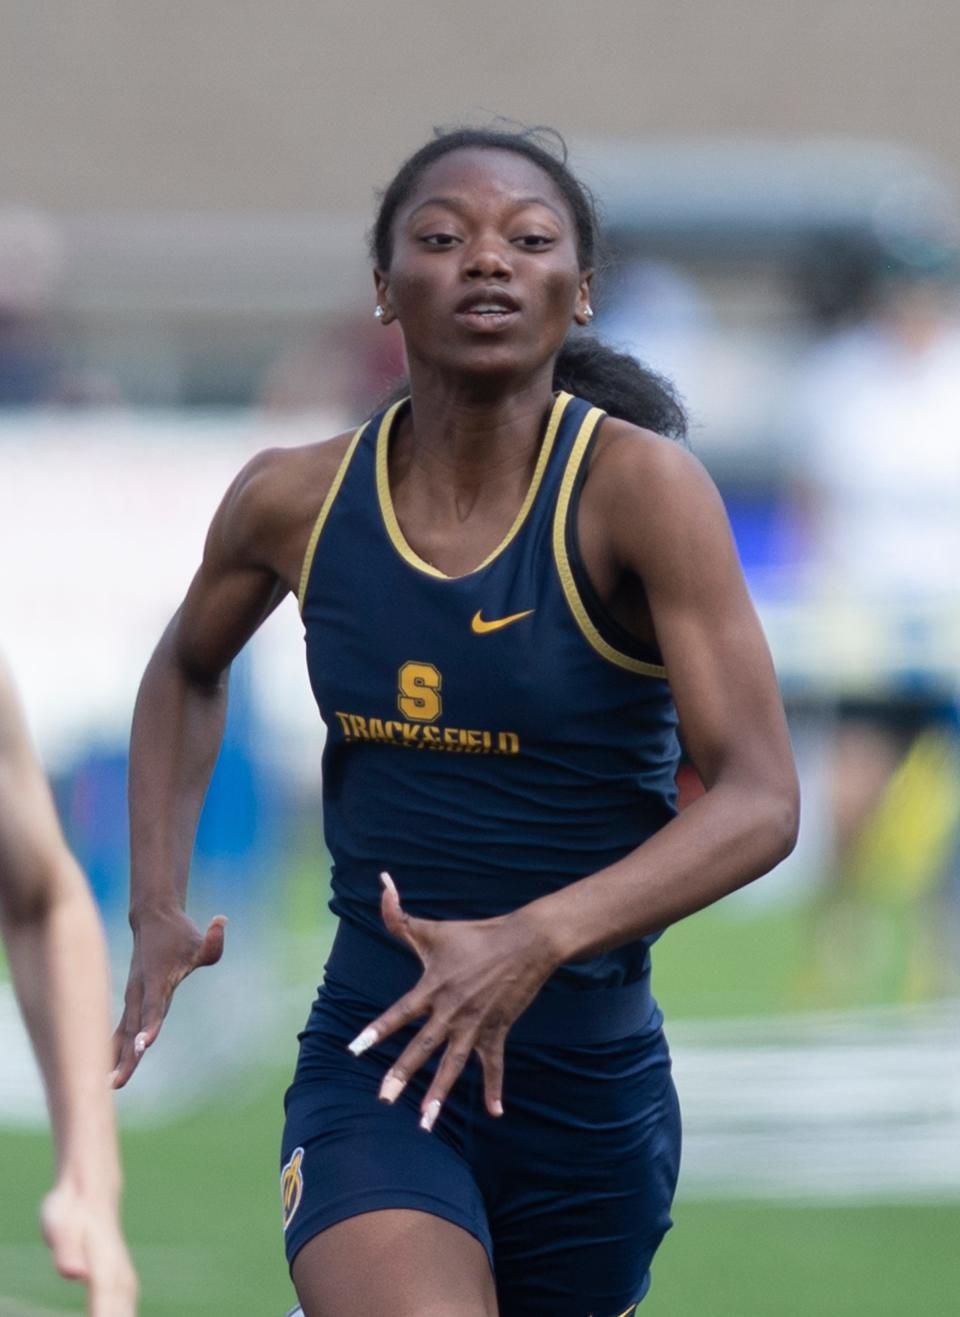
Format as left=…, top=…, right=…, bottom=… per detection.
left=454, top=289, right=521, bottom=315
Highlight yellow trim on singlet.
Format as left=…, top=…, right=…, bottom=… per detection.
left=552, top=408, right=668, bottom=679
left=375, top=392, right=573, bottom=580
left=297, top=424, right=366, bottom=613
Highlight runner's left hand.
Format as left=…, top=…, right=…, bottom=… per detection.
left=347, top=873, right=558, bottom=1131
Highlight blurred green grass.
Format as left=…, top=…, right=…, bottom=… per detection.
left=3, top=1081, right=958, bottom=1316
left=2, top=899, right=957, bottom=1313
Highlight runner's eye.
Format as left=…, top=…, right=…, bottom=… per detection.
left=421, top=233, right=460, bottom=248
left=513, top=234, right=555, bottom=249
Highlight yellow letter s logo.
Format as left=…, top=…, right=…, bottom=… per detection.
left=398, top=661, right=442, bottom=722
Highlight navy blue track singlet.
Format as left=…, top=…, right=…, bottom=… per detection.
left=299, top=392, right=680, bottom=992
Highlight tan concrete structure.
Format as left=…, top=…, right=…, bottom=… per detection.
left=3, top=0, right=959, bottom=213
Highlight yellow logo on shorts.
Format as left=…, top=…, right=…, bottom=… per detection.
left=281, top=1146, right=305, bottom=1231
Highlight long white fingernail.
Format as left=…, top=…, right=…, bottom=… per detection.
left=420, top=1099, right=441, bottom=1133
left=134, top=1032, right=148, bottom=1058
left=347, top=1027, right=379, bottom=1057
left=380, top=1074, right=405, bottom=1104
left=492, top=1100, right=504, bottom=1117
left=107, top=1069, right=120, bottom=1089
left=379, top=871, right=398, bottom=898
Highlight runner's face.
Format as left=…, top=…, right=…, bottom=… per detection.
left=375, top=149, right=592, bottom=382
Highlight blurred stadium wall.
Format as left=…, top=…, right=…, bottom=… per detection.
left=3, top=1, right=960, bottom=209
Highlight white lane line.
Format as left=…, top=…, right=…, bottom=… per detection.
left=4, top=980, right=959, bottom=1200
left=670, top=1000, right=960, bottom=1199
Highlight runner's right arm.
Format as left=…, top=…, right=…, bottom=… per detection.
left=112, top=447, right=303, bottom=1087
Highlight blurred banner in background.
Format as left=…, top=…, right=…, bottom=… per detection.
left=1, top=4, right=958, bottom=1314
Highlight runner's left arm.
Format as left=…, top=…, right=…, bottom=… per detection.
left=351, top=431, right=799, bottom=1127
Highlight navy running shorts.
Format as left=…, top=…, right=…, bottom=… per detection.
left=280, top=925, right=681, bottom=1317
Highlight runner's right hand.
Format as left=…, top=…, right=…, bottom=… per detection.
left=111, top=907, right=226, bottom=1088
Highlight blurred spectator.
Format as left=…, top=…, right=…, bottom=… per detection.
left=0, top=206, right=125, bottom=408
left=259, top=317, right=406, bottom=421
left=792, top=234, right=883, bottom=331
left=792, top=252, right=960, bottom=1001
left=0, top=207, right=63, bottom=404
left=596, top=256, right=711, bottom=420
left=796, top=254, right=960, bottom=601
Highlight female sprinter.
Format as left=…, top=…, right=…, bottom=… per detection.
left=112, top=127, right=799, bottom=1317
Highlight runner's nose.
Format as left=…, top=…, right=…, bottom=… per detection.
left=462, top=236, right=512, bottom=281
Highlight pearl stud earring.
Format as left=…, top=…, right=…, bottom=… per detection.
left=374, top=304, right=384, bottom=319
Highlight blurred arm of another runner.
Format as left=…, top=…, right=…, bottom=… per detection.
left=0, top=655, right=138, bottom=1316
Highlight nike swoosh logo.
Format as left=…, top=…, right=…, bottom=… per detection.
left=471, top=608, right=534, bottom=634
